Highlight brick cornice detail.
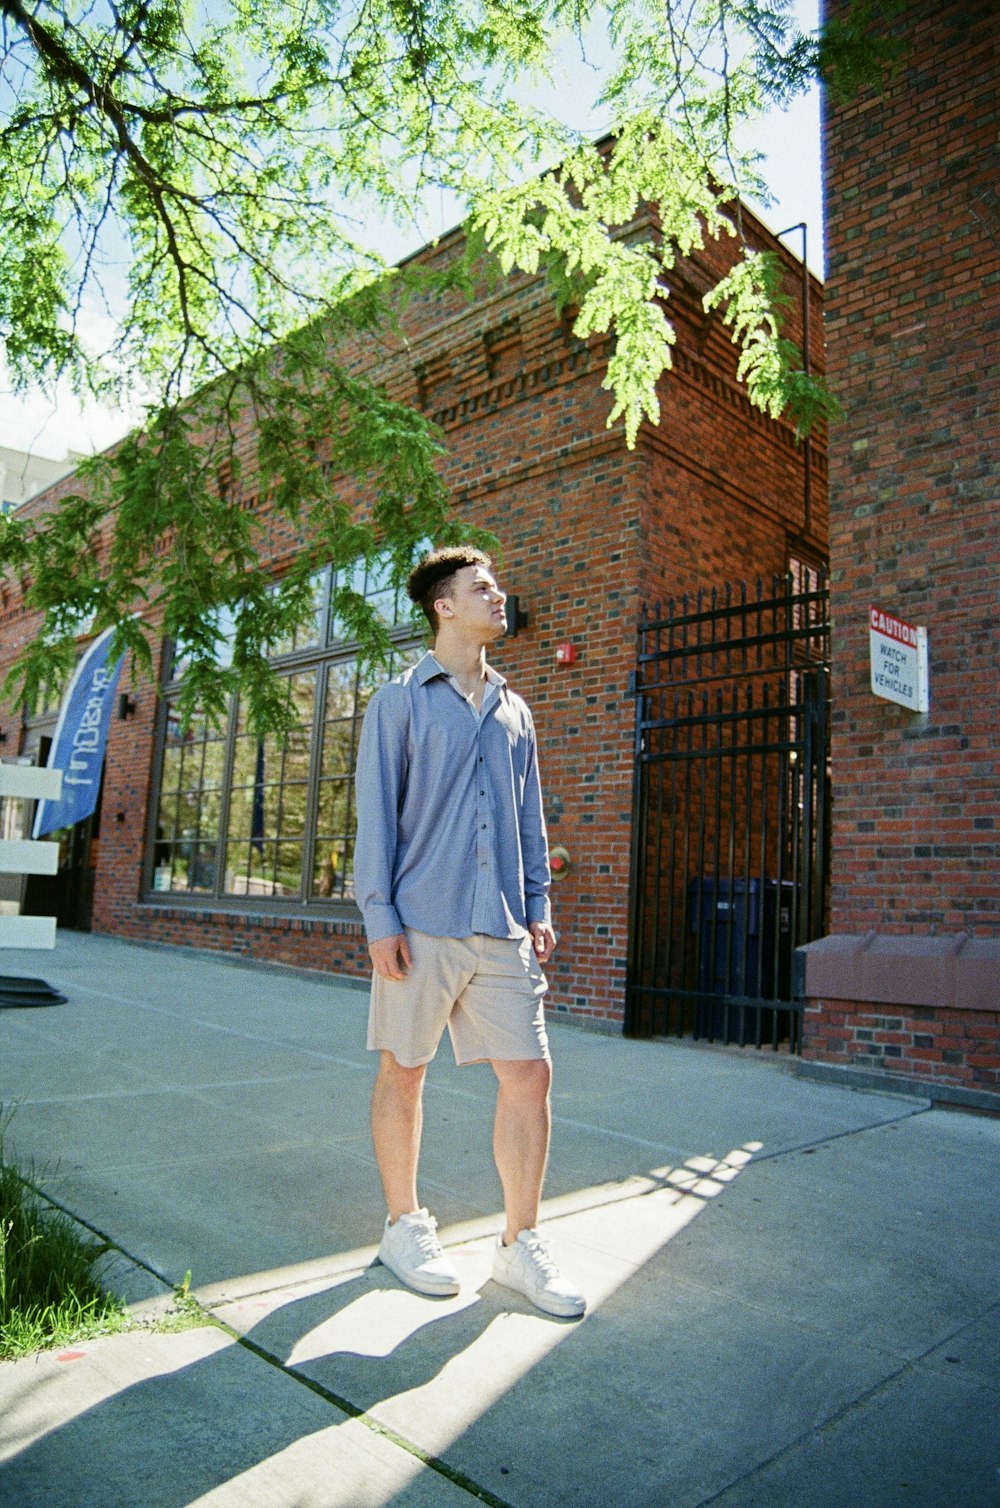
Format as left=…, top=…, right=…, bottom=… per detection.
left=413, top=331, right=826, bottom=483
left=450, top=427, right=632, bottom=507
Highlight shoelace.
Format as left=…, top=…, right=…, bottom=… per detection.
left=405, top=1216, right=444, bottom=1259
left=520, top=1234, right=560, bottom=1279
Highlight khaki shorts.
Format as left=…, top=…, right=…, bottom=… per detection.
left=367, top=928, right=550, bottom=1068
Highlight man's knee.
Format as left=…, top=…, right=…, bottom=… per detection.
left=375, top=1051, right=427, bottom=1100
left=493, top=1056, right=552, bottom=1104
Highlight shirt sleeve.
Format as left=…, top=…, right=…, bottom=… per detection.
left=354, top=684, right=407, bottom=943
left=519, top=713, right=553, bottom=930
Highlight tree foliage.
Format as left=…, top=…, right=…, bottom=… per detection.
left=0, top=0, right=894, bottom=726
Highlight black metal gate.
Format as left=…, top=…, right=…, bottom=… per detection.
left=625, top=573, right=830, bottom=1049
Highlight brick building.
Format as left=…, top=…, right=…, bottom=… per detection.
left=798, top=0, right=999, bottom=1107
left=0, top=197, right=825, bottom=1026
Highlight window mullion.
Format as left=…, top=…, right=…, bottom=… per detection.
left=302, top=660, right=326, bottom=903
left=215, top=691, right=240, bottom=901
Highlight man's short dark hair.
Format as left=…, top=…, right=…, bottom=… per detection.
left=407, top=546, right=495, bottom=632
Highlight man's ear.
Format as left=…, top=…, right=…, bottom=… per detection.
left=434, top=594, right=453, bottom=620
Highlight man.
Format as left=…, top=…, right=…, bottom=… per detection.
left=354, top=545, right=585, bottom=1319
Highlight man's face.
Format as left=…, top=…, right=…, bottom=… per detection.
left=435, top=564, right=507, bottom=640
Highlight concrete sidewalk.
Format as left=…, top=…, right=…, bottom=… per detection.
left=0, top=932, right=997, bottom=1507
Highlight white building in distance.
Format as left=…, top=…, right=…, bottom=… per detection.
left=0, top=445, right=81, bottom=514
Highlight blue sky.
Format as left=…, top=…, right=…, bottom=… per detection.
left=0, top=0, right=823, bottom=461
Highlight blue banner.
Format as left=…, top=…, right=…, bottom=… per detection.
left=32, top=626, right=126, bottom=838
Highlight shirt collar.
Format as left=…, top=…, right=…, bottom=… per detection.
left=417, top=650, right=507, bottom=689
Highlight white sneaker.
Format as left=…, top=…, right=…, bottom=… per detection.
left=491, top=1229, right=586, bottom=1318
left=377, top=1209, right=460, bottom=1296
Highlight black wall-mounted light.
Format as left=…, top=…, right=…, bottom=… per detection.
left=503, top=594, right=529, bottom=638
left=0, top=729, right=7, bottom=745
left=117, top=693, right=137, bottom=721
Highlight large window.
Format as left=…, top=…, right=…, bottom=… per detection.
left=147, top=561, right=420, bottom=909
left=153, top=705, right=226, bottom=895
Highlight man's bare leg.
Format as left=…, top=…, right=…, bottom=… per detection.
left=371, top=1049, right=426, bottom=1222
left=490, top=1056, right=585, bottom=1316
left=491, top=1057, right=552, bottom=1244
left=372, top=1049, right=458, bottom=1296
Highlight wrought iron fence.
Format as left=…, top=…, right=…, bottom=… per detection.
left=625, top=574, right=830, bottom=1049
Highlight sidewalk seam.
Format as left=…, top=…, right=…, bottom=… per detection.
left=18, top=1182, right=516, bottom=1507
left=747, top=1098, right=932, bottom=1164
left=213, top=1320, right=518, bottom=1508
left=693, top=1295, right=1000, bottom=1505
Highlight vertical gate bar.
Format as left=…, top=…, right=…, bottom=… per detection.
left=727, top=680, right=741, bottom=1044
left=756, top=678, right=770, bottom=1025
left=625, top=615, right=649, bottom=1037
left=682, top=591, right=690, bottom=684
left=650, top=682, right=667, bottom=1035
left=741, top=680, right=757, bottom=1046
left=757, top=685, right=772, bottom=1042
left=793, top=676, right=809, bottom=1053
left=663, top=690, right=681, bottom=1032
left=647, top=619, right=663, bottom=1034
left=694, top=690, right=712, bottom=1039
left=679, top=690, right=697, bottom=1040
left=707, top=686, right=725, bottom=1041
left=724, top=581, right=733, bottom=682
left=815, top=668, right=831, bottom=941
left=745, top=686, right=762, bottom=1046
left=774, top=677, right=791, bottom=1048
left=739, top=579, right=748, bottom=676
left=793, top=677, right=814, bottom=1055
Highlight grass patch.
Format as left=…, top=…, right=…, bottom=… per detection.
left=0, top=1111, right=130, bottom=1360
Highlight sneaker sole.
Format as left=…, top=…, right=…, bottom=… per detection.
left=491, top=1266, right=586, bottom=1319
left=378, top=1251, right=460, bottom=1297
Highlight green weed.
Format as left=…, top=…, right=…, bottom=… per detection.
left=0, top=1111, right=129, bottom=1360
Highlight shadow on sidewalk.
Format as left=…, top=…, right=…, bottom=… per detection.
left=0, top=1145, right=762, bottom=1507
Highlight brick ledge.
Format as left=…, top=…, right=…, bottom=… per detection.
left=796, top=932, right=999, bottom=1012
left=136, top=901, right=365, bottom=937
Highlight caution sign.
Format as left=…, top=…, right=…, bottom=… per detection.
left=869, top=607, right=929, bottom=713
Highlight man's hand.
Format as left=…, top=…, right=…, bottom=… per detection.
left=529, top=921, right=557, bottom=964
left=369, top=933, right=412, bottom=981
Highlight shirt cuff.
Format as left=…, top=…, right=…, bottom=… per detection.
left=362, top=903, right=404, bottom=943
left=526, top=897, right=552, bottom=930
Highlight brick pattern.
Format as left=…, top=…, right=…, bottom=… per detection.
left=822, top=0, right=1000, bottom=937
left=803, top=999, right=1000, bottom=1097
left=809, top=0, right=999, bottom=1098
left=0, top=202, right=820, bottom=1027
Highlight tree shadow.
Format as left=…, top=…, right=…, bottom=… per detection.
left=0, top=1146, right=761, bottom=1507
left=0, top=1255, right=529, bottom=1506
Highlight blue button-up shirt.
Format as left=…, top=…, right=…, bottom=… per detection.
left=354, top=651, right=552, bottom=943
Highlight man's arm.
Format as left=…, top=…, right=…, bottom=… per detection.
left=354, top=686, right=408, bottom=955
left=519, top=713, right=554, bottom=950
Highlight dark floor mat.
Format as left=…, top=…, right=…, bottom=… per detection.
left=0, top=975, right=68, bottom=1007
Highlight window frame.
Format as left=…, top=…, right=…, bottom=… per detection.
left=142, top=566, right=423, bottom=917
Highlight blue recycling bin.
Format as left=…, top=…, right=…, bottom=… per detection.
left=689, top=877, right=793, bottom=1042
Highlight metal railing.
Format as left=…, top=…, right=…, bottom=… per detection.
left=625, top=575, right=830, bottom=1049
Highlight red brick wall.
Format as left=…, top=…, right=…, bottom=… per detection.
left=821, top=0, right=999, bottom=938
left=2, top=204, right=820, bottom=1029
left=804, top=999, right=1000, bottom=1100
left=638, top=225, right=828, bottom=611
left=802, top=0, right=999, bottom=1101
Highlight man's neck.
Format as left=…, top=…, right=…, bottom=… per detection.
left=432, top=636, right=488, bottom=697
